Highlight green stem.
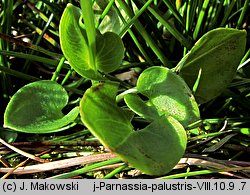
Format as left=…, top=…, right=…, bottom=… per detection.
left=237, top=0, right=249, bottom=29
left=104, top=163, right=128, bottom=179
left=35, top=13, right=54, bottom=46
left=0, top=33, right=62, bottom=59
left=0, top=50, right=67, bottom=68
left=160, top=166, right=250, bottom=179
left=238, top=48, right=250, bottom=70
left=51, top=57, right=66, bottom=81
left=162, top=0, right=184, bottom=27
left=23, top=18, right=58, bottom=47
left=117, top=0, right=171, bottom=66
left=80, top=0, right=96, bottom=70
left=96, top=0, right=116, bottom=28
left=208, top=0, right=224, bottom=30
left=48, top=157, right=122, bottom=179
left=61, top=68, right=74, bottom=85
left=146, top=2, right=192, bottom=49
left=116, top=88, right=138, bottom=103
left=193, top=0, right=210, bottom=40
left=114, top=4, right=152, bottom=63
left=119, top=0, right=154, bottom=37
left=23, top=13, right=55, bottom=72
left=24, top=0, right=58, bottom=29
left=220, top=0, right=236, bottom=27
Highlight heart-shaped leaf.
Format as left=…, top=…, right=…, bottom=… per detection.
left=4, top=80, right=79, bottom=133
left=80, top=81, right=187, bottom=175
left=125, top=66, right=200, bottom=128
left=59, top=4, right=124, bottom=80
left=116, top=115, right=187, bottom=176
left=177, top=28, right=247, bottom=104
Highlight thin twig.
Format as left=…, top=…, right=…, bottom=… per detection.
left=1, top=159, right=30, bottom=179
left=0, top=153, right=117, bottom=174
left=0, top=138, right=48, bottom=163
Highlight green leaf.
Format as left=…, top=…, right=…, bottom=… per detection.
left=96, top=32, right=124, bottom=73
left=126, top=66, right=200, bottom=128
left=80, top=81, right=187, bottom=175
left=4, top=80, right=79, bottom=133
left=59, top=4, right=101, bottom=80
left=116, top=115, right=187, bottom=176
left=59, top=4, right=124, bottom=80
left=177, top=28, right=247, bottom=104
left=80, top=82, right=134, bottom=149
left=124, top=93, right=159, bottom=121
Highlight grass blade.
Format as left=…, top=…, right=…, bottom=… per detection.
left=193, top=0, right=210, bottom=40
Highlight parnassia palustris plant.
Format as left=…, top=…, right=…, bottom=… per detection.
left=80, top=67, right=200, bottom=175
left=2, top=0, right=248, bottom=177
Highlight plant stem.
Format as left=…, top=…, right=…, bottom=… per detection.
left=117, top=0, right=171, bottom=66
left=193, top=0, right=210, bottom=40
left=220, top=0, right=237, bottom=27
left=146, top=2, right=192, bottom=49
left=51, top=57, right=66, bottom=81
left=237, top=0, right=249, bottom=29
left=48, top=157, right=122, bottom=179
left=80, top=0, right=96, bottom=70
left=162, top=0, right=184, bottom=27
left=95, top=0, right=116, bottom=29
left=104, top=163, right=128, bottom=179
left=119, top=0, right=154, bottom=37
left=61, top=68, right=74, bottom=85
left=160, top=166, right=250, bottom=179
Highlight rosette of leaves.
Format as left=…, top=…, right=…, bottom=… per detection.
left=80, top=67, right=200, bottom=176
